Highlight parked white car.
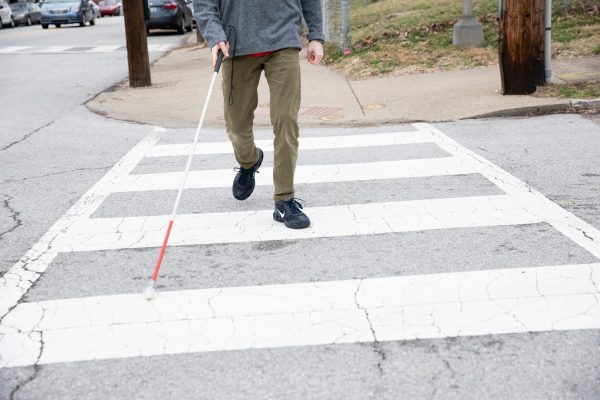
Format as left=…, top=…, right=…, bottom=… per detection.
left=0, top=0, right=15, bottom=29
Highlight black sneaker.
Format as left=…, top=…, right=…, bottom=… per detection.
left=273, top=198, right=311, bottom=229
left=232, top=149, right=263, bottom=200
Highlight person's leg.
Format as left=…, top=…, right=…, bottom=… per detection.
left=221, top=56, right=262, bottom=169
left=264, top=49, right=309, bottom=229
left=263, top=48, right=301, bottom=202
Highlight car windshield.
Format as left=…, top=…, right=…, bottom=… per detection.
left=99, top=0, right=114, bottom=5
left=44, top=0, right=78, bottom=3
left=10, top=3, right=28, bottom=10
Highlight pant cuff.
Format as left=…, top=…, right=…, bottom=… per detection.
left=273, top=193, right=294, bottom=202
left=238, top=149, right=260, bottom=169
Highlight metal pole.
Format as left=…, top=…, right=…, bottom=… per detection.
left=341, top=0, right=349, bottom=53
left=463, top=0, right=473, bottom=17
left=321, top=0, right=329, bottom=42
left=545, top=0, right=552, bottom=83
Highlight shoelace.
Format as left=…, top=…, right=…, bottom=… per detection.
left=233, top=167, right=259, bottom=186
left=280, top=198, right=305, bottom=216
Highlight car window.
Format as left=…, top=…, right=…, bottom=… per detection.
left=11, top=3, right=28, bottom=10
left=44, top=0, right=80, bottom=3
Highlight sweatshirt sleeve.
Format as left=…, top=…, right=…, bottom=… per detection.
left=194, top=0, right=228, bottom=49
left=300, top=0, right=325, bottom=43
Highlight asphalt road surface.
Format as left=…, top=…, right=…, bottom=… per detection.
left=0, top=15, right=193, bottom=291
left=1, top=18, right=600, bottom=400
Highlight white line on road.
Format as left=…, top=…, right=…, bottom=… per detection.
left=0, top=136, right=159, bottom=319
left=51, top=195, right=542, bottom=252
left=33, top=46, right=75, bottom=53
left=0, top=46, right=31, bottom=53
left=2, top=123, right=600, bottom=369
left=2, top=263, right=599, bottom=367
left=109, top=157, right=477, bottom=192
left=85, top=45, right=121, bottom=53
left=415, top=123, right=600, bottom=260
left=0, top=45, right=172, bottom=54
left=146, top=131, right=433, bottom=157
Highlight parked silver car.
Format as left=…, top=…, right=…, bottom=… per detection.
left=10, top=2, right=42, bottom=26
left=0, top=0, right=15, bottom=29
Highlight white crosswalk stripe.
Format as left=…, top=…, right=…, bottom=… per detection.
left=51, top=195, right=543, bottom=252
left=34, top=45, right=75, bottom=53
left=145, top=131, right=434, bottom=157
left=1, top=123, right=599, bottom=368
left=109, top=157, right=477, bottom=192
left=0, top=46, right=32, bottom=54
left=84, top=45, right=121, bottom=53
left=0, top=44, right=175, bottom=54
left=3, top=263, right=599, bottom=368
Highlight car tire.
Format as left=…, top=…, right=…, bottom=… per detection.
left=10, top=17, right=15, bottom=28
left=42, top=23, right=48, bottom=29
left=90, top=16, right=95, bottom=25
left=55, top=23, right=61, bottom=27
left=185, top=18, right=192, bottom=32
left=176, top=17, right=184, bottom=34
left=79, top=20, right=85, bottom=27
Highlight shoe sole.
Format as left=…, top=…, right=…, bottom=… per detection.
left=232, top=149, right=263, bottom=201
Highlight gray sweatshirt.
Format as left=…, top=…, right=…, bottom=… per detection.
left=194, top=0, right=324, bottom=57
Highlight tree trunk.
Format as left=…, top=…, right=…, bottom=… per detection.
left=499, top=0, right=545, bottom=94
left=123, top=0, right=151, bottom=87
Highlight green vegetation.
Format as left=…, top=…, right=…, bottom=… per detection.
left=536, top=81, right=600, bottom=99
left=325, top=0, right=600, bottom=78
left=558, top=82, right=600, bottom=99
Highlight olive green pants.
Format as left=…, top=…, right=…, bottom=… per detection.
left=221, top=48, right=301, bottom=202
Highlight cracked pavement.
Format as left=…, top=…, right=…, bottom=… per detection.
left=2, top=59, right=600, bottom=400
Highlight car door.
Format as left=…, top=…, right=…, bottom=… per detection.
left=0, top=1, right=10, bottom=25
left=28, top=3, right=40, bottom=22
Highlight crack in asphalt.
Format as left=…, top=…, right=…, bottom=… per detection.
left=8, top=332, right=44, bottom=400
left=0, top=194, right=22, bottom=240
left=8, top=365, right=41, bottom=400
left=354, top=280, right=387, bottom=377
left=0, top=120, right=55, bottom=153
left=1, top=166, right=113, bottom=185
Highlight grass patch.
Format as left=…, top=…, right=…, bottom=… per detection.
left=535, top=81, right=600, bottom=99
left=325, top=0, right=600, bottom=78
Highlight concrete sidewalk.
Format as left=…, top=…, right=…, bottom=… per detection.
left=87, top=43, right=600, bottom=129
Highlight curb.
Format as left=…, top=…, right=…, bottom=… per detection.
left=470, top=98, right=600, bottom=119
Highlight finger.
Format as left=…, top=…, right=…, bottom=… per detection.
left=220, top=43, right=229, bottom=58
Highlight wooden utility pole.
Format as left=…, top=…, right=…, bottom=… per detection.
left=499, top=0, right=545, bottom=94
left=123, top=0, right=151, bottom=87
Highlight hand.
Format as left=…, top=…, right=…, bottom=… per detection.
left=307, top=40, right=324, bottom=65
left=212, top=41, right=229, bottom=68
